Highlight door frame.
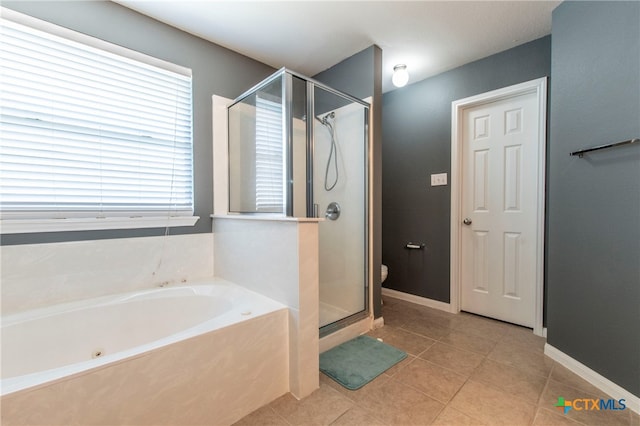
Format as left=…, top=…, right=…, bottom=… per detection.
left=450, top=77, right=547, bottom=336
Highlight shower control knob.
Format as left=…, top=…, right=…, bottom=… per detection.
left=325, top=202, right=341, bottom=221
left=463, top=218, right=472, bottom=225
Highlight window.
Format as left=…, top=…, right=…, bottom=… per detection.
left=254, top=95, right=283, bottom=212
left=0, top=9, right=195, bottom=233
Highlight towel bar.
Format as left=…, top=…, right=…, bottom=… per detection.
left=570, top=138, right=638, bottom=158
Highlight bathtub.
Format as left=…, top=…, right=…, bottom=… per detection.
left=1, top=278, right=290, bottom=425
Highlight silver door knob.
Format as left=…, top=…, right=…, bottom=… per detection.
left=463, top=218, right=472, bottom=225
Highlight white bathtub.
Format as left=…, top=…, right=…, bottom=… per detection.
left=1, top=278, right=290, bottom=425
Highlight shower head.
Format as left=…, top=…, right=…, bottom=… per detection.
left=316, top=112, right=335, bottom=125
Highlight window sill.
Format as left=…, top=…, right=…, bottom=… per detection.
left=0, top=216, right=200, bottom=234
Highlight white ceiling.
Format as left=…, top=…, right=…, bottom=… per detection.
left=114, top=0, right=561, bottom=93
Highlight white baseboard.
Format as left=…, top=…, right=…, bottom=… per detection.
left=544, top=343, right=640, bottom=415
left=381, top=287, right=452, bottom=313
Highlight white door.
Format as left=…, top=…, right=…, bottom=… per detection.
left=459, top=89, right=542, bottom=327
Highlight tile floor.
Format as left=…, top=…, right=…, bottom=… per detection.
left=234, top=296, right=639, bottom=426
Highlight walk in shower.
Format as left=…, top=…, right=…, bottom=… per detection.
left=227, top=68, right=369, bottom=334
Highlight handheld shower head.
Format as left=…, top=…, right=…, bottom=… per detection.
left=316, top=112, right=335, bottom=125
left=323, top=112, right=335, bottom=124
left=316, top=111, right=339, bottom=191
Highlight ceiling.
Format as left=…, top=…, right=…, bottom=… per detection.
left=114, top=0, right=561, bottom=93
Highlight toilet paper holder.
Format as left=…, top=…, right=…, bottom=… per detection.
left=405, top=242, right=425, bottom=250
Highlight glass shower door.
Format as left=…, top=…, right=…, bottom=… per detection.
left=313, top=85, right=368, bottom=330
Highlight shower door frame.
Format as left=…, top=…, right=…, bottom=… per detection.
left=301, top=74, right=371, bottom=335
left=228, top=68, right=372, bottom=334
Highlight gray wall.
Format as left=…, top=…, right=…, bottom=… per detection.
left=314, top=46, right=379, bottom=101
left=314, top=45, right=384, bottom=318
left=547, top=1, right=640, bottom=397
left=382, top=37, right=551, bottom=302
left=1, top=1, right=275, bottom=245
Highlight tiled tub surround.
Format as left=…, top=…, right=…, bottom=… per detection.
left=1, top=233, right=214, bottom=315
left=213, top=216, right=321, bottom=399
left=1, top=279, right=289, bottom=425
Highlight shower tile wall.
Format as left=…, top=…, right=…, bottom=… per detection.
left=315, top=101, right=366, bottom=326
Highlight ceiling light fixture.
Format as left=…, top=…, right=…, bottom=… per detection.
left=392, top=64, right=409, bottom=88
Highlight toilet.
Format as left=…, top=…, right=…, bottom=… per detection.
left=381, top=264, right=388, bottom=283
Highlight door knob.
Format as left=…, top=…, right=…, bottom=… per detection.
left=463, top=218, right=472, bottom=225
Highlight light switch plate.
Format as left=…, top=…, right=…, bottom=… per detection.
left=430, top=173, right=447, bottom=186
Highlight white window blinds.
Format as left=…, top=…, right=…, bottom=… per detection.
left=0, top=13, right=194, bottom=222
left=254, top=95, right=283, bottom=212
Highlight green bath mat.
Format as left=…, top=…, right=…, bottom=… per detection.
left=319, top=335, right=407, bottom=390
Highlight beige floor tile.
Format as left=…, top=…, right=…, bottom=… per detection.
left=232, top=405, right=289, bottom=426
left=380, top=306, right=414, bottom=328
left=367, top=325, right=436, bottom=356
left=471, top=358, right=547, bottom=404
left=384, top=353, right=416, bottom=377
left=382, top=297, right=465, bottom=329
left=259, top=298, right=639, bottom=426
left=389, top=294, right=509, bottom=330
left=540, top=379, right=631, bottom=426
left=400, top=320, right=451, bottom=340
left=392, top=358, right=467, bottom=403
left=440, top=329, right=498, bottom=355
left=319, top=371, right=391, bottom=403
left=501, top=326, right=546, bottom=352
left=269, top=384, right=353, bottom=426
left=532, top=407, right=584, bottom=425
left=411, top=308, right=465, bottom=330
left=355, top=378, right=444, bottom=425
left=329, top=406, right=387, bottom=426
left=381, top=296, right=402, bottom=308
left=549, top=363, right=603, bottom=396
left=239, top=297, right=635, bottom=426
left=431, top=406, right=485, bottom=425
left=380, top=314, right=406, bottom=328
left=419, top=341, right=485, bottom=377
left=488, top=340, right=554, bottom=378
left=387, top=299, right=433, bottom=317
left=455, top=314, right=514, bottom=340
left=449, top=380, right=537, bottom=425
